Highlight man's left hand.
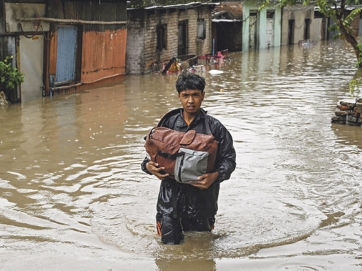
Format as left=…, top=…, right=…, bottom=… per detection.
left=191, top=172, right=219, bottom=189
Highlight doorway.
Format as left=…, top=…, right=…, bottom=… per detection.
left=288, top=19, right=295, bottom=44
left=56, top=26, right=78, bottom=85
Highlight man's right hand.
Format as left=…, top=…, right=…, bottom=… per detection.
left=146, top=161, right=169, bottom=180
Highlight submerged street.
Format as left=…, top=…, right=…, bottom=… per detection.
left=0, top=40, right=361, bottom=270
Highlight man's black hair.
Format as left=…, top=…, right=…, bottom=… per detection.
left=175, top=71, right=206, bottom=93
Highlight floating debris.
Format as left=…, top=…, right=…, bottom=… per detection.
left=209, top=69, right=224, bottom=75
left=0, top=91, right=8, bottom=105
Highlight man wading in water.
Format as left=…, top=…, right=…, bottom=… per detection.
left=141, top=71, right=236, bottom=244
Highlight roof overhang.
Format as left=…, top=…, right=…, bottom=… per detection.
left=128, top=1, right=217, bottom=11
left=212, top=19, right=242, bottom=23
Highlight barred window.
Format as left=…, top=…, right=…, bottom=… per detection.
left=197, top=20, right=206, bottom=40
left=157, top=24, right=167, bottom=50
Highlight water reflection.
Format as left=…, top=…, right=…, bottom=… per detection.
left=0, top=40, right=362, bottom=270
left=156, top=258, right=215, bottom=271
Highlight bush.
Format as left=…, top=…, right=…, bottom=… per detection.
left=0, top=56, right=24, bottom=90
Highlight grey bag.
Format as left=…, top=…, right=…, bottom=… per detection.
left=174, top=147, right=209, bottom=184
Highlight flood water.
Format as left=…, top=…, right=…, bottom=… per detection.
left=1, top=40, right=362, bottom=271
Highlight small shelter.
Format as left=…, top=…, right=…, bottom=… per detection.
left=126, top=2, right=217, bottom=75
left=0, top=0, right=128, bottom=103
left=212, top=1, right=243, bottom=52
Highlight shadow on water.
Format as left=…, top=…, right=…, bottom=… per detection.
left=0, top=40, right=362, bottom=270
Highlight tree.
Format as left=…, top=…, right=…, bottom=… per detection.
left=262, top=0, right=362, bottom=68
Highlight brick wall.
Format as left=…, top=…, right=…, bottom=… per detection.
left=127, top=7, right=213, bottom=74
left=332, top=99, right=362, bottom=126
left=126, top=18, right=146, bottom=75
left=281, top=5, right=315, bottom=45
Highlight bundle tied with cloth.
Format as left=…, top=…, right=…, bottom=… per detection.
left=144, top=109, right=218, bottom=184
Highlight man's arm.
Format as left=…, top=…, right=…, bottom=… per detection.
left=141, top=157, right=170, bottom=180
left=212, top=122, right=237, bottom=183
left=191, top=171, right=219, bottom=189
left=191, top=119, right=236, bottom=189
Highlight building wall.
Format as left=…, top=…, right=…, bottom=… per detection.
left=242, top=2, right=282, bottom=51
left=0, top=1, right=48, bottom=102
left=19, top=35, right=44, bottom=102
left=127, top=6, right=214, bottom=75
left=46, top=0, right=128, bottom=91
left=48, top=0, right=128, bottom=30
left=281, top=5, right=315, bottom=45
left=310, top=18, right=323, bottom=41
left=126, top=19, right=145, bottom=75
left=81, top=29, right=127, bottom=82
left=49, top=26, right=127, bottom=85
left=273, top=8, right=282, bottom=48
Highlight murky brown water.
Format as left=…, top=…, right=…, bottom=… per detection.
left=1, top=40, right=362, bottom=271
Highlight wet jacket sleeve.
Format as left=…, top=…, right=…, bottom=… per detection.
left=141, top=157, right=152, bottom=175
left=212, top=120, right=236, bottom=183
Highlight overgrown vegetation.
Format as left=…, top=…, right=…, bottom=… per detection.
left=349, top=79, right=361, bottom=101
left=0, top=56, right=24, bottom=90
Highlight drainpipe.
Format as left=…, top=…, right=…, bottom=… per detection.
left=281, top=6, right=284, bottom=46
left=212, top=38, right=215, bottom=56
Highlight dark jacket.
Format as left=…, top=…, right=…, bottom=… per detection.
left=142, top=108, right=236, bottom=219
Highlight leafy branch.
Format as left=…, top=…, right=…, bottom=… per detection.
left=0, top=56, right=24, bottom=90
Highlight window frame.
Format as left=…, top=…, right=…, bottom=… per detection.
left=197, top=19, right=206, bottom=40
left=156, top=24, right=167, bottom=50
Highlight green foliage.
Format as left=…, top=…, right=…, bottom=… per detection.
left=344, top=8, right=361, bottom=27
left=349, top=78, right=362, bottom=100
left=0, top=56, right=24, bottom=90
left=349, top=56, right=362, bottom=98
left=357, top=43, right=362, bottom=68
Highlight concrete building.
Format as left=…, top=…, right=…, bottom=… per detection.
left=242, top=0, right=282, bottom=51
left=281, top=4, right=316, bottom=45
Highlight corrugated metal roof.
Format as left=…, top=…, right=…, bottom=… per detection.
left=212, top=19, right=241, bottom=23
left=128, top=1, right=217, bottom=11
left=314, top=5, right=360, bottom=12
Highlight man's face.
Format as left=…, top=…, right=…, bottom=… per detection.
left=178, top=89, right=205, bottom=115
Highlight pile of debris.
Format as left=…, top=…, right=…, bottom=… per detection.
left=331, top=99, right=362, bottom=126
left=0, top=91, right=8, bottom=105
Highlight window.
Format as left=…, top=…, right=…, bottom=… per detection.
left=267, top=11, right=274, bottom=19
left=197, top=20, right=206, bottom=40
left=157, top=24, right=167, bottom=50
left=178, top=21, right=188, bottom=56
